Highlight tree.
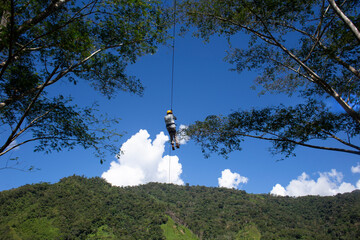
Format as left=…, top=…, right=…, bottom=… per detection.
left=0, top=0, right=169, bottom=164
left=179, top=0, right=360, bottom=158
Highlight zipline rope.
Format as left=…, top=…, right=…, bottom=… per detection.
left=168, top=146, right=172, bottom=184
left=170, top=0, right=176, bottom=111
left=169, top=0, right=177, bottom=184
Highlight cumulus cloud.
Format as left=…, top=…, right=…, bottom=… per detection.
left=351, top=163, right=360, bottom=174
left=218, top=169, right=248, bottom=189
left=271, top=184, right=286, bottom=196
left=177, top=124, right=190, bottom=145
left=271, top=169, right=357, bottom=197
left=102, top=129, right=184, bottom=187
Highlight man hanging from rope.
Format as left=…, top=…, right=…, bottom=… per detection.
left=164, top=110, right=180, bottom=150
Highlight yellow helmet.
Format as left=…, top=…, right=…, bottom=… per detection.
left=167, top=110, right=172, bottom=114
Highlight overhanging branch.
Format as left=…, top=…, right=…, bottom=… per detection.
left=233, top=131, right=360, bottom=155
left=0, top=37, right=148, bottom=110
left=0, top=136, right=83, bottom=157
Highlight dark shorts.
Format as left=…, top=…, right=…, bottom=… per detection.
left=167, top=127, right=176, bottom=134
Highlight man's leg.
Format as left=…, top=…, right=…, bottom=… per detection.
left=170, top=132, right=175, bottom=150
left=174, top=134, right=180, bottom=148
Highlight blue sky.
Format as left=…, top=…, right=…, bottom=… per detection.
left=1, top=31, right=360, bottom=196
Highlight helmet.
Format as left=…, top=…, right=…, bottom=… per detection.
left=167, top=110, right=172, bottom=114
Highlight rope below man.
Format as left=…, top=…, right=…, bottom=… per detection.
left=164, top=110, right=180, bottom=150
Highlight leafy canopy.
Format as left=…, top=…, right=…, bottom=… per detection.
left=0, top=0, right=170, bottom=164
left=179, top=0, right=360, bottom=158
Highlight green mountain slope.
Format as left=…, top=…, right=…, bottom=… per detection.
left=135, top=183, right=360, bottom=239
left=162, top=216, right=198, bottom=240
left=0, top=176, right=168, bottom=239
left=1, top=176, right=360, bottom=239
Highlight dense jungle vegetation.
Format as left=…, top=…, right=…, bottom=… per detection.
left=0, top=176, right=359, bottom=239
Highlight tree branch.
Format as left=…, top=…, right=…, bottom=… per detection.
left=302, top=2, right=331, bottom=64
left=322, top=130, right=360, bottom=151
left=0, top=65, right=59, bottom=154
left=233, top=131, right=360, bottom=155
left=11, top=107, right=56, bottom=143
left=273, top=18, right=360, bottom=80
left=0, top=0, right=97, bottom=78
left=0, top=135, right=81, bottom=157
left=328, top=0, right=360, bottom=43
left=187, top=11, right=278, bottom=46
left=265, top=56, right=315, bottom=83
left=317, top=40, right=360, bottom=79
left=0, top=36, right=149, bottom=110
left=16, top=0, right=71, bottom=35
left=213, top=5, right=360, bottom=125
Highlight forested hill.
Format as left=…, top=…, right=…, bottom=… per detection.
left=1, top=176, right=360, bottom=240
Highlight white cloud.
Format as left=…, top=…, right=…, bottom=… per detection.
left=271, top=184, right=287, bottom=196
left=102, top=129, right=184, bottom=187
left=351, top=162, right=360, bottom=174
left=218, top=169, right=248, bottom=189
left=157, top=154, right=184, bottom=185
left=177, top=124, right=190, bottom=145
left=5, top=140, right=20, bottom=151
left=270, top=169, right=357, bottom=197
